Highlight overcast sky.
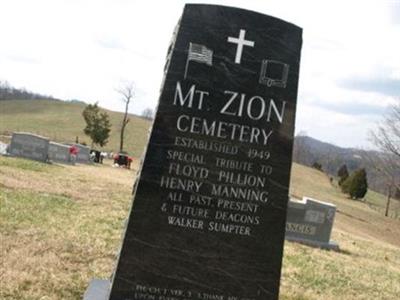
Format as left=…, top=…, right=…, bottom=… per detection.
left=1, top=0, right=399, bottom=148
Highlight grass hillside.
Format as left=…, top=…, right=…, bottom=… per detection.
left=0, top=157, right=399, bottom=300
left=0, top=99, right=152, bottom=157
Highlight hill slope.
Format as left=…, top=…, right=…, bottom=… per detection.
left=293, top=135, right=399, bottom=194
left=290, top=163, right=399, bottom=244
left=0, top=99, right=152, bottom=157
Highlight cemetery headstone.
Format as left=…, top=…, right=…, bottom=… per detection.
left=84, top=4, right=302, bottom=300
left=285, top=197, right=339, bottom=250
left=8, top=132, right=49, bottom=162
left=48, top=142, right=71, bottom=164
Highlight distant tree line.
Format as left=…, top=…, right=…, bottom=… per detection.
left=0, top=81, right=57, bottom=101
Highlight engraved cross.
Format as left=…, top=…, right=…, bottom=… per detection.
left=227, top=29, right=255, bottom=64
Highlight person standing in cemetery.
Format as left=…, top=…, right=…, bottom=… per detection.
left=127, top=156, right=132, bottom=169
left=100, top=151, right=107, bottom=164
left=69, top=144, right=79, bottom=165
left=90, top=150, right=96, bottom=162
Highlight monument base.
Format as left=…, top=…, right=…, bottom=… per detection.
left=83, top=279, right=110, bottom=300
left=286, top=237, right=340, bottom=251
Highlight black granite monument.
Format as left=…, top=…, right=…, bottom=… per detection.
left=104, top=4, right=302, bottom=300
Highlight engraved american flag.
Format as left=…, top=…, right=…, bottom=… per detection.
left=187, top=43, right=213, bottom=65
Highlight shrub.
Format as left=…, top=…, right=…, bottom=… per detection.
left=341, top=168, right=368, bottom=199
left=312, top=162, right=323, bottom=171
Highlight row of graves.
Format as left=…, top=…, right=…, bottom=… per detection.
left=5, top=132, right=134, bottom=168
left=7, top=132, right=91, bottom=164
left=84, top=4, right=339, bottom=300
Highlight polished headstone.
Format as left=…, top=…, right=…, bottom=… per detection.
left=108, top=4, right=302, bottom=300
left=48, top=141, right=71, bottom=164
left=8, top=132, right=49, bottom=162
left=285, top=197, right=339, bottom=250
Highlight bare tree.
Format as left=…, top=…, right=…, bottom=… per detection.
left=368, top=102, right=400, bottom=216
left=363, top=151, right=400, bottom=217
left=369, top=101, right=400, bottom=190
left=370, top=102, right=400, bottom=158
left=116, top=82, right=134, bottom=152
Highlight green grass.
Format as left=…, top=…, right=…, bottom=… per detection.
left=1, top=189, right=75, bottom=230
left=0, top=156, right=134, bottom=300
left=0, top=155, right=55, bottom=172
left=327, top=176, right=400, bottom=219
left=364, top=189, right=400, bottom=219
left=281, top=236, right=400, bottom=299
left=0, top=157, right=399, bottom=299
left=290, top=164, right=400, bottom=220
left=0, top=99, right=152, bottom=157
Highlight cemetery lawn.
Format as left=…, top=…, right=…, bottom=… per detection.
left=0, top=99, right=152, bottom=157
left=0, top=156, right=135, bottom=300
left=1, top=157, right=399, bottom=300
